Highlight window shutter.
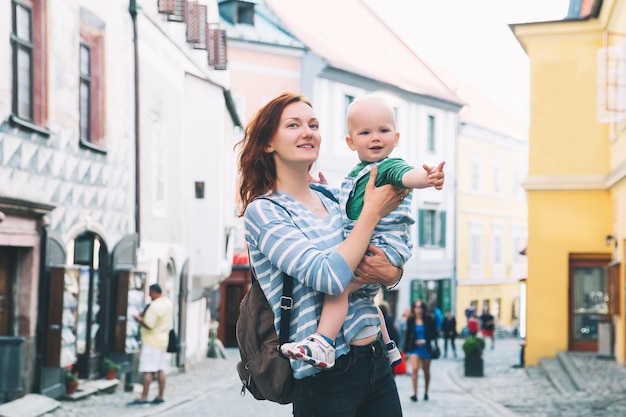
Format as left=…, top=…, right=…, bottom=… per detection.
left=439, top=211, right=446, bottom=248
left=158, top=0, right=177, bottom=14
left=158, top=0, right=186, bottom=22
left=418, top=209, right=425, bottom=247
left=186, top=2, right=207, bottom=49
left=208, top=24, right=227, bottom=70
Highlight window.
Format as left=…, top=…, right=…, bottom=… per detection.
left=493, top=158, right=502, bottom=194
left=79, top=43, right=91, bottom=142
left=470, top=151, right=480, bottom=191
left=492, top=224, right=504, bottom=265
left=423, top=209, right=435, bottom=246
left=427, top=115, right=435, bottom=151
left=344, top=94, right=354, bottom=134
left=482, top=299, right=490, bottom=314
left=494, top=298, right=501, bottom=319
left=79, top=9, right=106, bottom=151
left=469, top=221, right=482, bottom=266
left=418, top=209, right=446, bottom=248
left=151, top=114, right=167, bottom=217
left=10, top=0, right=48, bottom=132
left=511, top=227, right=527, bottom=265
left=236, top=1, right=255, bottom=24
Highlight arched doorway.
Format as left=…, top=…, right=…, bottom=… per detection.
left=71, top=232, right=108, bottom=379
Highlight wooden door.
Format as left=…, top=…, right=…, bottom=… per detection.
left=0, top=248, right=11, bottom=335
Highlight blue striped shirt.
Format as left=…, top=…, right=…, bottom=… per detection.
left=243, top=187, right=381, bottom=379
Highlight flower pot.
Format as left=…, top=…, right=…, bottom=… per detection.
left=66, top=380, right=79, bottom=394
left=464, top=356, right=484, bottom=377
left=105, top=369, right=117, bottom=380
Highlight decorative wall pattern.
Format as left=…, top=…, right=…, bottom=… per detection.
left=0, top=121, right=131, bottom=239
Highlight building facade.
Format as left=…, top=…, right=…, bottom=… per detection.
left=134, top=0, right=239, bottom=367
left=0, top=0, right=238, bottom=402
left=452, top=80, right=528, bottom=334
left=512, top=0, right=625, bottom=365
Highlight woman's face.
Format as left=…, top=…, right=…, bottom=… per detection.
left=265, top=101, right=321, bottom=167
left=413, top=302, right=423, bottom=314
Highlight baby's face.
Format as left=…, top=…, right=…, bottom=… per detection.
left=346, top=100, right=399, bottom=163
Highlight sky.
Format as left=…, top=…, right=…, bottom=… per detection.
left=365, top=0, right=572, bottom=124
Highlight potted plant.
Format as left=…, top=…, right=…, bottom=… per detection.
left=102, top=358, right=121, bottom=380
left=64, top=366, right=79, bottom=394
left=462, top=335, right=485, bottom=377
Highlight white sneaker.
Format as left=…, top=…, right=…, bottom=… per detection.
left=281, top=333, right=336, bottom=369
left=387, top=341, right=402, bottom=367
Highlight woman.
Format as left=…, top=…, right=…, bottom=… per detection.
left=442, top=309, right=458, bottom=358
left=403, top=299, right=437, bottom=402
left=237, top=92, right=406, bottom=416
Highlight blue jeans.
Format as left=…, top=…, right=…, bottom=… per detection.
left=292, top=334, right=402, bottom=417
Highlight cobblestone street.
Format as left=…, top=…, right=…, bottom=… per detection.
left=39, top=337, right=626, bottom=417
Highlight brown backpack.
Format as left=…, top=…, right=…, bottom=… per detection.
left=236, top=272, right=294, bottom=404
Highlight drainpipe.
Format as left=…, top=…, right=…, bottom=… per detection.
left=129, top=0, right=141, bottom=247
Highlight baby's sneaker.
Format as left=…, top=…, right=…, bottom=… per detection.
left=281, top=333, right=335, bottom=369
left=387, top=341, right=402, bottom=367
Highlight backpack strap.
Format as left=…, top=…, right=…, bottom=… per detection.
left=309, top=183, right=338, bottom=203
left=247, top=248, right=293, bottom=345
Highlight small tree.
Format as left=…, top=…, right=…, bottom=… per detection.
left=462, top=335, right=485, bottom=357
left=103, top=358, right=121, bottom=372
left=64, top=366, right=78, bottom=382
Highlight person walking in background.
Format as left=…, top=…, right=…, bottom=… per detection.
left=237, top=92, right=406, bottom=416
left=403, top=300, right=438, bottom=402
left=128, top=283, right=174, bottom=406
left=442, top=309, right=457, bottom=358
left=464, top=304, right=476, bottom=326
left=480, top=306, right=496, bottom=350
left=430, top=301, right=444, bottom=338
left=467, top=310, right=480, bottom=336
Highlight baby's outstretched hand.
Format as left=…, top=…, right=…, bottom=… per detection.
left=423, top=161, right=445, bottom=190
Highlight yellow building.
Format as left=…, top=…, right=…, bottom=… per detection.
left=512, top=0, right=625, bottom=366
left=448, top=74, right=529, bottom=335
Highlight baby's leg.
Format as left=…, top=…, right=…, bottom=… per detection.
left=377, top=305, right=402, bottom=366
left=317, top=281, right=361, bottom=341
left=281, top=281, right=360, bottom=369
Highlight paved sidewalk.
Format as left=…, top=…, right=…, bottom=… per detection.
left=15, top=337, right=626, bottom=417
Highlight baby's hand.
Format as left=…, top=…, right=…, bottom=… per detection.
left=423, top=161, right=445, bottom=190
left=307, top=171, right=328, bottom=185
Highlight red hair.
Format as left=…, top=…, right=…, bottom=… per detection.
left=235, top=92, right=313, bottom=216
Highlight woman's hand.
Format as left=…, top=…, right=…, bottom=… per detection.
left=361, top=166, right=407, bottom=219
left=354, top=245, right=401, bottom=286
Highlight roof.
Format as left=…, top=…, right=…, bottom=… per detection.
left=219, top=0, right=306, bottom=49
left=263, top=0, right=462, bottom=106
